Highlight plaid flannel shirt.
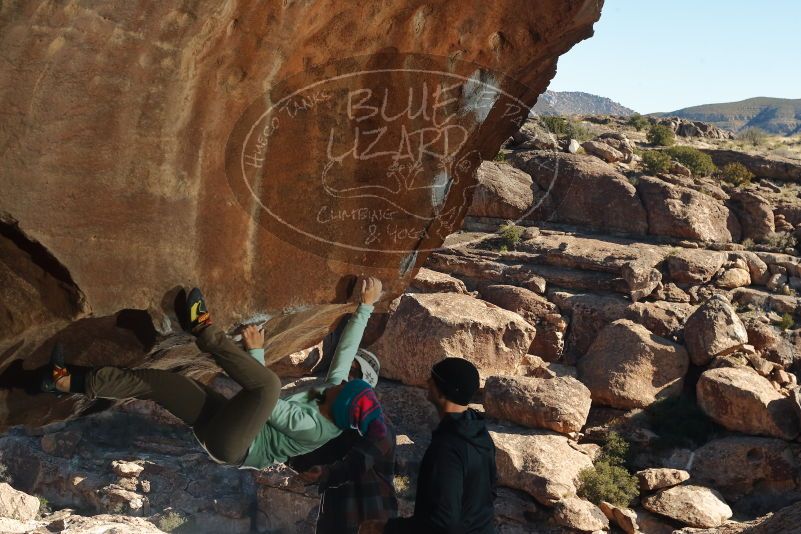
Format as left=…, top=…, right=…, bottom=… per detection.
left=290, top=418, right=398, bottom=534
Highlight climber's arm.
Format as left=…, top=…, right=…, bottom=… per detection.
left=325, top=277, right=382, bottom=385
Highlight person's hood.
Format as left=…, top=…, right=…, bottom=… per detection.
left=436, top=408, right=494, bottom=452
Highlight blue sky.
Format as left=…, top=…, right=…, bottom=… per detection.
left=548, top=0, right=801, bottom=114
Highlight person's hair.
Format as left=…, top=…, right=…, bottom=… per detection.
left=430, top=358, right=479, bottom=405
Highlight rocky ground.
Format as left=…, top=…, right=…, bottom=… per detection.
left=3, top=116, right=801, bottom=533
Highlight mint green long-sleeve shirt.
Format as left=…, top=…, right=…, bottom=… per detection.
left=241, top=303, right=373, bottom=469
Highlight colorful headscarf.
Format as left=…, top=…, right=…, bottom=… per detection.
left=331, top=379, right=385, bottom=436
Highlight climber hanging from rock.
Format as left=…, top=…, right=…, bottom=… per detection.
left=38, top=277, right=388, bottom=470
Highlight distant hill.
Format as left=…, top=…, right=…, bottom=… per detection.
left=532, top=91, right=636, bottom=117
left=654, top=97, right=801, bottom=136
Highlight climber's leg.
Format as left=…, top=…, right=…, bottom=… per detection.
left=192, top=324, right=282, bottom=464
left=86, top=365, right=216, bottom=427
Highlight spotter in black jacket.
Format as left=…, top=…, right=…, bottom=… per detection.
left=385, top=408, right=497, bottom=534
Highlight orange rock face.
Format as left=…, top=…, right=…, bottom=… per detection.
left=0, top=2, right=602, bottom=380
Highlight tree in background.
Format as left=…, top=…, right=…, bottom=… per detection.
left=647, top=124, right=676, bottom=147
left=739, top=127, right=767, bottom=147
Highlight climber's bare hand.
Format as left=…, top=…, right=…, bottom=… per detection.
left=359, top=277, right=382, bottom=305
left=242, top=325, right=265, bottom=350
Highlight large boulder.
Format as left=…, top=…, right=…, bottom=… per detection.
left=577, top=319, right=689, bottom=409
left=742, top=501, right=801, bottom=534
left=551, top=291, right=629, bottom=361
left=408, top=268, right=468, bottom=295
left=730, top=251, right=770, bottom=286
left=0, top=1, right=604, bottom=428
left=581, top=140, right=625, bottom=163
left=478, top=284, right=566, bottom=360
left=507, top=151, right=649, bottom=235
left=637, top=176, right=734, bottom=242
left=490, top=425, right=594, bottom=506
left=553, top=497, right=609, bottom=532
left=636, top=468, right=690, bottom=492
left=621, top=260, right=662, bottom=302
left=697, top=367, right=801, bottom=440
left=692, top=436, right=801, bottom=506
left=0, top=483, right=39, bottom=521
left=642, top=485, right=733, bottom=529
left=484, top=375, right=591, bottom=434
left=370, top=293, right=535, bottom=386
left=728, top=190, right=776, bottom=242
left=467, top=161, right=535, bottom=220
left=598, top=501, right=639, bottom=534
left=715, top=267, right=751, bottom=289
left=623, top=300, right=695, bottom=339
left=702, top=149, right=801, bottom=182
left=684, top=295, right=748, bottom=366
left=667, top=249, right=727, bottom=285
left=744, top=317, right=797, bottom=368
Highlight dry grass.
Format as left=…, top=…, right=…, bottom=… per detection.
left=715, top=135, right=801, bottom=161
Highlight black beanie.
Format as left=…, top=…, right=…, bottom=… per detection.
left=431, top=357, right=480, bottom=405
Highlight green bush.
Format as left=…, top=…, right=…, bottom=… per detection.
left=493, top=151, right=507, bottom=162
left=765, top=231, right=797, bottom=250
left=540, top=116, right=593, bottom=141
left=739, top=127, right=767, bottom=147
left=577, top=432, right=639, bottom=507
left=778, top=312, right=795, bottom=330
left=541, top=116, right=569, bottom=136
left=600, top=431, right=630, bottom=465
left=578, top=460, right=640, bottom=507
left=641, top=150, right=672, bottom=174
left=647, top=396, right=722, bottom=448
left=647, top=124, right=676, bottom=147
left=719, top=162, right=754, bottom=186
left=157, top=511, right=187, bottom=533
left=498, top=222, right=523, bottom=250
left=665, top=146, right=718, bottom=176
left=627, top=113, right=650, bottom=131
left=566, top=120, right=594, bottom=142
left=37, top=496, right=51, bottom=516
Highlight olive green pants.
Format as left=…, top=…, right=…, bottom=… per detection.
left=86, top=325, right=281, bottom=465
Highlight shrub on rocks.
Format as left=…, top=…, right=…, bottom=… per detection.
left=627, top=113, right=650, bottom=131
left=647, top=124, right=676, bottom=147
left=642, top=150, right=671, bottom=174
left=719, top=162, right=754, bottom=186
left=541, top=116, right=593, bottom=141
left=665, top=146, right=718, bottom=177
left=739, top=127, right=767, bottom=147
left=498, top=221, right=524, bottom=251
left=577, top=432, right=639, bottom=507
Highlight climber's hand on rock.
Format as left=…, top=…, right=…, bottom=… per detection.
left=242, top=325, right=265, bottom=350
left=359, top=277, right=382, bottom=306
